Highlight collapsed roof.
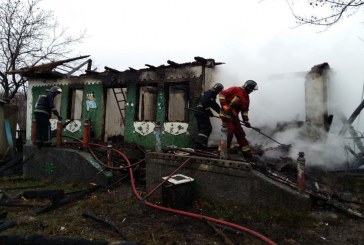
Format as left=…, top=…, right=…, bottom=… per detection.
left=7, top=55, right=224, bottom=80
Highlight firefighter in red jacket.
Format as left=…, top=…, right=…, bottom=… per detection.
left=219, top=80, right=258, bottom=159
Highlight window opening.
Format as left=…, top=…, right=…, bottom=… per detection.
left=136, top=85, right=157, bottom=121
left=166, top=83, right=189, bottom=122
left=67, top=88, right=84, bottom=120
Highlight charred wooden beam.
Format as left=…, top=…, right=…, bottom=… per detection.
left=344, top=145, right=360, bottom=160
left=61, top=64, right=73, bottom=69
left=0, top=186, right=99, bottom=233
left=2, top=185, right=45, bottom=191
left=87, top=59, right=92, bottom=70
left=194, top=56, right=207, bottom=65
left=21, top=190, right=65, bottom=204
left=206, top=221, right=235, bottom=245
left=82, top=212, right=128, bottom=241
left=66, top=59, right=92, bottom=76
left=167, top=60, right=179, bottom=68
left=214, top=62, right=225, bottom=66
left=0, top=235, right=112, bottom=245
left=7, top=55, right=90, bottom=75
left=104, top=66, right=121, bottom=73
left=0, top=202, right=35, bottom=207
left=340, top=99, right=364, bottom=135
left=55, top=67, right=69, bottom=73
left=338, top=111, right=364, bottom=154
left=85, top=70, right=100, bottom=75
left=145, top=64, right=156, bottom=70
left=348, top=126, right=364, bottom=154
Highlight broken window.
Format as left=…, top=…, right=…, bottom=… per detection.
left=136, top=85, right=157, bottom=121
left=165, top=83, right=189, bottom=122
left=67, top=88, right=84, bottom=120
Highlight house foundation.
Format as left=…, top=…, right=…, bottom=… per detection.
left=146, top=152, right=311, bottom=210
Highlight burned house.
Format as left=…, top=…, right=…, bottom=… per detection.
left=16, top=56, right=222, bottom=149
left=7, top=56, right=230, bottom=185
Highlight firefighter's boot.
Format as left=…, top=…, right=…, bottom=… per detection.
left=242, top=146, right=253, bottom=161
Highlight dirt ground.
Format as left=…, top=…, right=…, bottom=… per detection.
left=0, top=176, right=363, bottom=245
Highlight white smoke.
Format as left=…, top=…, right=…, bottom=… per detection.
left=208, top=66, right=362, bottom=170
left=271, top=128, right=349, bottom=169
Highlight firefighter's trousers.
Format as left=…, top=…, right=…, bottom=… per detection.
left=194, top=114, right=212, bottom=148
left=34, top=112, right=51, bottom=144
left=222, top=118, right=251, bottom=156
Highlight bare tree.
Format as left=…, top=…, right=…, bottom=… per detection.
left=0, top=0, right=85, bottom=101
left=288, top=0, right=364, bottom=26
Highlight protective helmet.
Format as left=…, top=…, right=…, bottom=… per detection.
left=242, top=80, right=258, bottom=94
left=212, top=83, right=224, bottom=92
left=49, top=86, right=62, bottom=94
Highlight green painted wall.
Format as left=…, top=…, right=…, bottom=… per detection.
left=31, top=78, right=199, bottom=150
left=82, top=84, right=104, bottom=139
left=32, top=83, right=104, bottom=141
left=124, top=83, right=198, bottom=150
left=124, top=84, right=157, bottom=149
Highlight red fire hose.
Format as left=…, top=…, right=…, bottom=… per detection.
left=112, top=147, right=277, bottom=245
left=61, top=137, right=277, bottom=244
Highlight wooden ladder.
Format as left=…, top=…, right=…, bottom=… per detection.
left=112, top=88, right=127, bottom=125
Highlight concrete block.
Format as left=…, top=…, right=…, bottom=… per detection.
left=146, top=153, right=311, bottom=211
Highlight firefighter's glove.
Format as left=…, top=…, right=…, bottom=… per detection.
left=244, top=121, right=251, bottom=128
left=222, top=105, right=230, bottom=111
left=58, top=116, right=63, bottom=121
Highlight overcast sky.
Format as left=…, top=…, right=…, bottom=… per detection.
left=40, top=0, right=364, bottom=132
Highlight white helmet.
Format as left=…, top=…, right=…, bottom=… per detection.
left=50, top=86, right=62, bottom=94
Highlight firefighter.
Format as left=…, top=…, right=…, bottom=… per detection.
left=194, top=83, right=224, bottom=149
left=219, top=80, right=258, bottom=160
left=34, top=86, right=63, bottom=147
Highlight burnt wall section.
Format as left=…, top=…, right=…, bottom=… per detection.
left=23, top=145, right=112, bottom=185
left=146, top=153, right=311, bottom=210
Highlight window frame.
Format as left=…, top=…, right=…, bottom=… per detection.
left=164, top=81, right=189, bottom=122
left=67, top=87, right=84, bottom=120
left=135, top=83, right=158, bottom=122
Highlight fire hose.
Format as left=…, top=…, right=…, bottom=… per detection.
left=57, top=134, right=277, bottom=244
left=112, top=147, right=277, bottom=245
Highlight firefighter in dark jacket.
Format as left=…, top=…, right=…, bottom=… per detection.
left=34, top=86, right=63, bottom=147
left=194, top=83, right=224, bottom=149
left=219, top=80, right=258, bottom=159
